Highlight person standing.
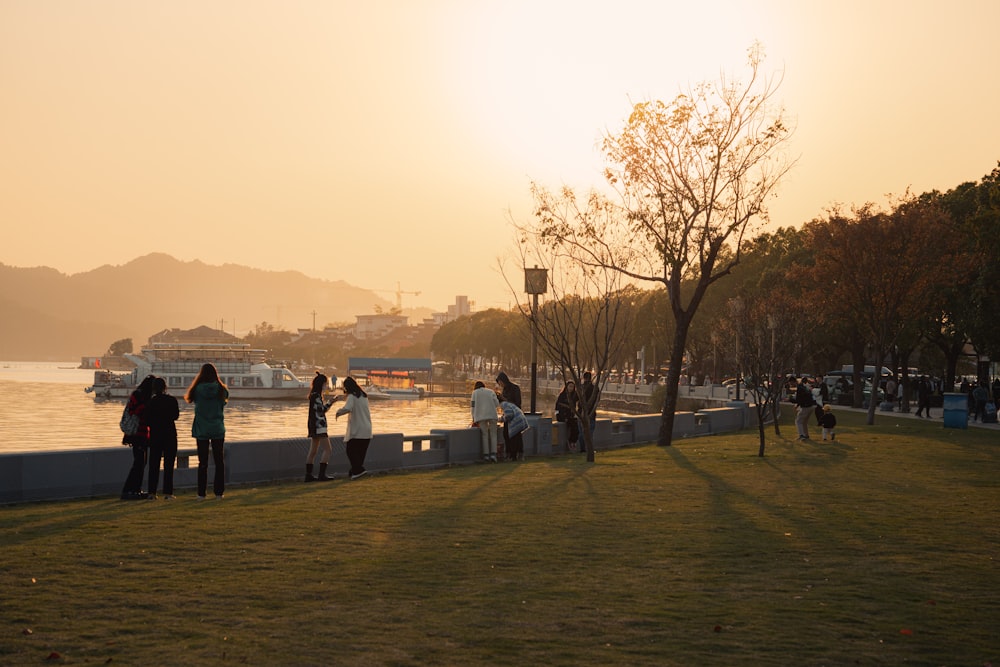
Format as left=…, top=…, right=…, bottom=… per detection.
left=185, top=363, right=229, bottom=500
left=305, top=372, right=339, bottom=482
left=495, top=371, right=524, bottom=461
left=819, top=404, right=837, bottom=441
left=470, top=380, right=500, bottom=462
left=120, top=375, right=155, bottom=500
left=578, top=371, right=600, bottom=453
left=793, top=377, right=815, bottom=441
left=915, top=376, right=932, bottom=418
left=145, top=376, right=180, bottom=500
left=971, top=382, right=988, bottom=422
left=555, top=380, right=581, bottom=452
left=335, top=376, right=372, bottom=480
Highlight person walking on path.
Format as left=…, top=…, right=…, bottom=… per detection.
left=794, top=377, right=815, bottom=441
left=305, top=372, right=339, bottom=482
left=915, top=376, right=933, bottom=418
left=972, top=382, right=989, bottom=422
left=336, top=376, right=372, bottom=480
left=495, top=371, right=524, bottom=461
left=185, top=363, right=229, bottom=499
left=145, top=376, right=180, bottom=500
left=120, top=375, right=155, bottom=500
left=555, top=380, right=581, bottom=452
left=470, top=380, right=500, bottom=462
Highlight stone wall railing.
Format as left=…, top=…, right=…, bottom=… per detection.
left=0, top=403, right=751, bottom=505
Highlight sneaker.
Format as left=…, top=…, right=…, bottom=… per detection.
left=215, top=494, right=224, bottom=500
left=120, top=492, right=144, bottom=501
left=196, top=495, right=206, bottom=501
left=350, top=470, right=368, bottom=480
left=163, top=495, right=176, bottom=501
left=146, top=494, right=157, bottom=501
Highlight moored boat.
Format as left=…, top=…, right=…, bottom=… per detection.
left=85, top=342, right=308, bottom=400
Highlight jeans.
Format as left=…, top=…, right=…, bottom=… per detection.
left=148, top=440, right=178, bottom=496
left=197, top=438, right=225, bottom=497
left=121, top=444, right=147, bottom=497
left=795, top=406, right=811, bottom=439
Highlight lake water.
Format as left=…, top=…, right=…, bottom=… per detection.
left=0, top=361, right=476, bottom=454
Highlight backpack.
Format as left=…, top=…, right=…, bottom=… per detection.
left=119, top=404, right=140, bottom=436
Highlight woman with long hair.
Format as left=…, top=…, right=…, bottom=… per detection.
left=305, top=372, right=340, bottom=482
left=185, top=363, right=229, bottom=499
left=335, top=376, right=372, bottom=480
left=120, top=374, right=156, bottom=500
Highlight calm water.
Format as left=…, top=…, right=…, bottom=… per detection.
left=0, top=361, right=474, bottom=454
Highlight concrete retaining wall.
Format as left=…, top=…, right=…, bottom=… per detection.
left=0, top=405, right=750, bottom=504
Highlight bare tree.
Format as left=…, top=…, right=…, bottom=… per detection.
left=505, top=193, right=635, bottom=462
left=727, top=292, right=802, bottom=455
left=534, top=44, right=794, bottom=446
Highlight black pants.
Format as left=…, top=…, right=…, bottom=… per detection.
left=559, top=417, right=579, bottom=445
left=148, top=440, right=178, bottom=496
left=121, top=444, right=147, bottom=497
left=346, top=438, right=370, bottom=476
left=503, top=424, right=524, bottom=461
left=197, top=438, right=225, bottom=497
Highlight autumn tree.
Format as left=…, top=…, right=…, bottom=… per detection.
left=807, top=195, right=953, bottom=425
left=534, top=45, right=794, bottom=446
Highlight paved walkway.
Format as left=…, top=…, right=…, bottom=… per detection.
left=830, top=404, right=1000, bottom=431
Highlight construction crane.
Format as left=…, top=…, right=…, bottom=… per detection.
left=367, top=281, right=421, bottom=311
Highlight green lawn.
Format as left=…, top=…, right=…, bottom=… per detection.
left=2, top=411, right=998, bottom=666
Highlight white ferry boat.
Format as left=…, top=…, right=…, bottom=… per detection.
left=85, top=342, right=308, bottom=400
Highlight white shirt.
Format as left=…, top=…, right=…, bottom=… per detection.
left=335, top=393, right=372, bottom=441
left=471, top=386, right=500, bottom=423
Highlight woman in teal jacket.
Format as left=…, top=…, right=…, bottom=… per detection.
left=185, top=363, right=230, bottom=499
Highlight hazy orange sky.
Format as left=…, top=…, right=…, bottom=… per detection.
left=2, top=0, right=998, bottom=322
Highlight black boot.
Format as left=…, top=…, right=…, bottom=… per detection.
left=304, top=463, right=315, bottom=482
left=318, top=462, right=331, bottom=481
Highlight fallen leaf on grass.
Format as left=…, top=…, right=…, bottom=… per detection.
left=45, top=651, right=61, bottom=660
left=22, top=628, right=32, bottom=635
left=899, top=628, right=913, bottom=636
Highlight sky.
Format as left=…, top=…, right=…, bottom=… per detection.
left=2, top=0, right=998, bottom=321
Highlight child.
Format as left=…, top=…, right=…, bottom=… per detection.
left=819, top=404, right=837, bottom=441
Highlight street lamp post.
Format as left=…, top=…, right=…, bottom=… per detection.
left=524, top=266, right=548, bottom=415
left=728, top=297, right=744, bottom=402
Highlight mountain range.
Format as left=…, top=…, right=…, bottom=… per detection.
left=0, top=253, right=401, bottom=360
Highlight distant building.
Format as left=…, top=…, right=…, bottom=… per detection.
left=430, top=295, right=473, bottom=325
left=354, top=313, right=409, bottom=340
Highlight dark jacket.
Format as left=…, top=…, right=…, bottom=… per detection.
left=555, top=388, right=577, bottom=422
left=145, top=392, right=179, bottom=447
left=794, top=383, right=815, bottom=408
left=496, top=372, right=522, bottom=408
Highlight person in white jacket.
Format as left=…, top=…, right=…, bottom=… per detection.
left=470, top=380, right=501, bottom=462
left=335, top=376, right=373, bottom=480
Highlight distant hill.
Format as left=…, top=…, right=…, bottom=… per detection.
left=0, top=254, right=394, bottom=360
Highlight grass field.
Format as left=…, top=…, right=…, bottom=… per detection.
left=2, top=410, right=998, bottom=666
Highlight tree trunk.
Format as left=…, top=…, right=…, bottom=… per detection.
left=757, top=413, right=766, bottom=457
left=657, top=318, right=691, bottom=447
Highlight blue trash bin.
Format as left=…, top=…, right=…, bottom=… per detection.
left=942, top=392, right=968, bottom=429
